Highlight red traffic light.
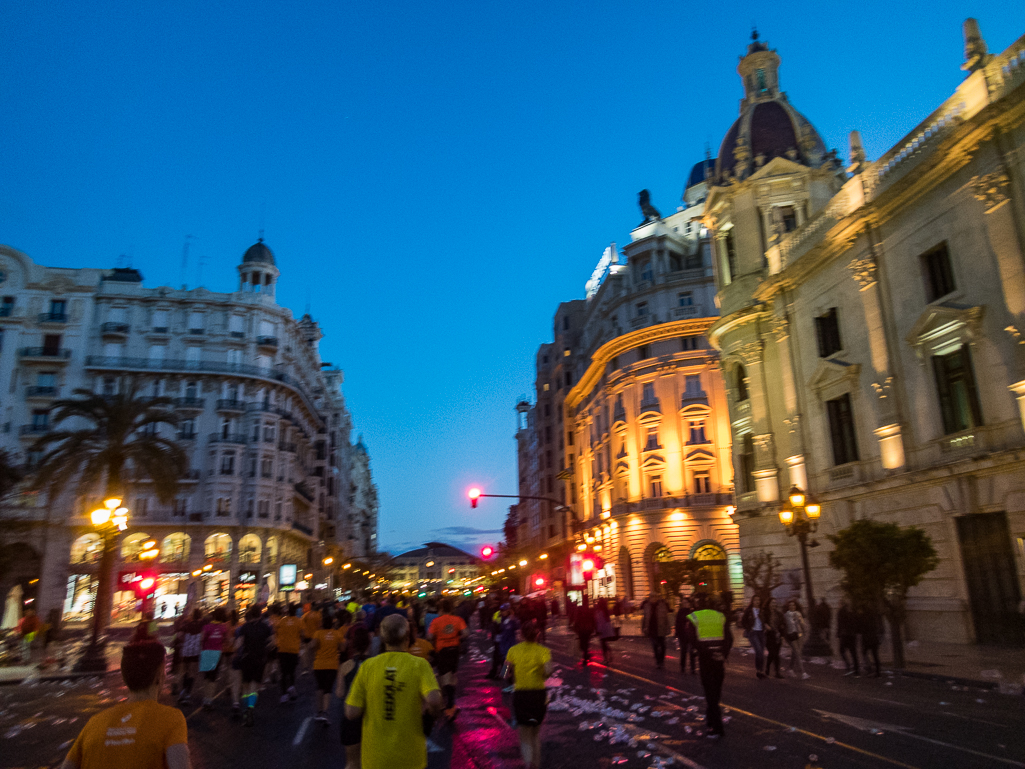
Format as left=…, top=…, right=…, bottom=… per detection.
left=468, top=488, right=482, bottom=508
left=481, top=545, right=494, bottom=559
left=534, top=577, right=545, bottom=587
left=582, top=559, right=595, bottom=572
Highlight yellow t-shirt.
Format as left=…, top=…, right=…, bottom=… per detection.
left=408, top=638, right=434, bottom=660
left=505, top=641, right=551, bottom=691
left=65, top=699, right=186, bottom=769
left=346, top=651, right=440, bottom=769
left=313, top=628, right=343, bottom=670
left=301, top=610, right=321, bottom=639
left=276, top=616, right=302, bottom=655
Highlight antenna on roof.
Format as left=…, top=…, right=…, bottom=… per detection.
left=259, top=202, right=266, bottom=242
left=180, top=235, right=193, bottom=289
left=196, top=254, right=208, bottom=288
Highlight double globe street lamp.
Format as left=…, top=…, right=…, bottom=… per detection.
left=778, top=485, right=831, bottom=657
left=76, top=497, right=129, bottom=672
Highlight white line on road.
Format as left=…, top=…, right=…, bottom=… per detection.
left=293, top=716, right=312, bottom=747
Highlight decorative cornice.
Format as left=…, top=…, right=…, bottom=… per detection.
left=731, top=341, right=764, bottom=365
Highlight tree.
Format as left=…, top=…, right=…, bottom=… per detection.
left=742, top=550, right=784, bottom=602
left=0, top=450, right=23, bottom=499
left=30, top=378, right=186, bottom=665
left=828, top=519, right=939, bottom=669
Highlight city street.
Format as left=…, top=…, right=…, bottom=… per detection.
left=2, top=622, right=1022, bottom=769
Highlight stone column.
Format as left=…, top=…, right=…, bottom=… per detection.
left=735, top=340, right=780, bottom=502
left=849, top=250, right=906, bottom=470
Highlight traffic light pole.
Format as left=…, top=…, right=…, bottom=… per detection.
left=471, top=493, right=577, bottom=519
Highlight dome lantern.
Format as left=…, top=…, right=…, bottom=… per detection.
left=237, top=237, right=281, bottom=298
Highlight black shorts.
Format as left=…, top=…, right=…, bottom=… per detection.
left=339, top=714, right=362, bottom=746
left=513, top=689, right=547, bottom=726
left=240, top=657, right=266, bottom=684
left=436, top=646, right=460, bottom=675
left=314, top=668, right=337, bottom=693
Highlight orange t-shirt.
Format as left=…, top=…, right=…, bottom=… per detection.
left=66, top=700, right=186, bottom=769
left=428, top=614, right=467, bottom=650
left=276, top=616, right=302, bottom=655
left=300, top=610, right=322, bottom=639
left=313, top=628, right=343, bottom=670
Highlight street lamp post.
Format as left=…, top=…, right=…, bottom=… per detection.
left=778, top=485, right=831, bottom=658
left=75, top=497, right=129, bottom=673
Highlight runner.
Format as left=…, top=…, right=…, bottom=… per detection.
left=504, top=620, right=553, bottom=769
left=427, top=598, right=467, bottom=719
left=407, top=620, right=434, bottom=662
left=177, top=609, right=204, bottom=706
left=336, top=625, right=371, bottom=769
left=199, top=607, right=229, bottom=709
left=344, top=615, right=443, bottom=769
left=61, top=641, right=191, bottom=769
left=276, top=603, right=302, bottom=703
left=311, top=612, right=344, bottom=724
left=300, top=602, right=322, bottom=673
left=235, top=606, right=274, bottom=727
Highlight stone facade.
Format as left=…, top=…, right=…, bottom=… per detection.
left=0, top=239, right=378, bottom=623
left=705, top=23, right=1025, bottom=645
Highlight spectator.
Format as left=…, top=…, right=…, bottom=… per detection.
left=783, top=599, right=809, bottom=680
left=62, top=641, right=190, bottom=769
left=344, top=615, right=442, bottom=769
left=594, top=597, right=616, bottom=664
left=858, top=604, right=882, bottom=678
left=572, top=596, right=596, bottom=666
left=641, top=592, right=671, bottom=669
left=675, top=595, right=698, bottom=674
left=740, top=595, right=768, bottom=679
left=837, top=597, right=860, bottom=677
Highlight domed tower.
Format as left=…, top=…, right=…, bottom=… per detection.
left=237, top=238, right=280, bottom=299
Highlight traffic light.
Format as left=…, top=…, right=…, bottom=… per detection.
left=480, top=545, right=494, bottom=559
left=534, top=576, right=545, bottom=588
left=468, top=488, right=482, bottom=508
left=133, top=571, right=159, bottom=599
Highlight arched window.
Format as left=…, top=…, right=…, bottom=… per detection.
left=736, top=365, right=749, bottom=401
left=691, top=541, right=730, bottom=597
left=160, top=533, right=191, bottom=564
left=121, top=533, right=151, bottom=562
left=618, top=546, right=635, bottom=600
left=238, top=534, right=262, bottom=565
left=740, top=434, right=756, bottom=494
left=70, top=533, right=102, bottom=565
left=204, top=533, right=232, bottom=563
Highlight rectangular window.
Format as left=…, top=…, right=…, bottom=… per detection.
left=650, top=475, right=663, bottom=498
left=226, top=349, right=241, bottom=366
left=636, top=302, right=648, bottom=317
left=566, top=431, right=574, bottom=446
left=102, top=377, right=117, bottom=396
left=563, top=316, right=570, bottom=331
left=258, top=500, right=270, bottom=519
left=826, top=393, right=859, bottom=466
left=564, top=370, right=572, bottom=387
left=678, top=291, right=693, bottom=307
left=778, top=205, right=798, bottom=233
left=152, top=309, right=168, bottom=331
left=933, top=345, right=983, bottom=434
left=229, top=314, right=244, bottom=333
left=37, top=371, right=56, bottom=388
left=641, top=262, right=653, bottom=282
left=641, top=382, right=656, bottom=403
left=220, top=453, right=235, bottom=475
left=49, top=299, right=67, bottom=317
left=694, top=472, right=711, bottom=494
left=688, top=420, right=707, bottom=444
left=216, top=497, right=231, bottom=516
left=0, top=296, right=15, bottom=316
left=921, top=243, right=955, bottom=302
left=740, top=434, right=755, bottom=494
left=186, top=346, right=201, bottom=364
left=188, top=311, right=205, bottom=332
left=173, top=498, right=187, bottom=517
left=644, top=426, right=660, bottom=450
left=136, top=497, right=149, bottom=518
left=637, top=345, right=649, bottom=360
left=723, top=231, right=738, bottom=282
left=815, top=308, right=843, bottom=357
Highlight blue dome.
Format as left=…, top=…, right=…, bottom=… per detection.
left=686, top=158, right=715, bottom=189
left=242, top=239, right=275, bottom=265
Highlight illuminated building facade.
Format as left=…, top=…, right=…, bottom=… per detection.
left=386, top=542, right=481, bottom=595
left=705, top=23, right=1025, bottom=644
left=0, top=239, right=377, bottom=624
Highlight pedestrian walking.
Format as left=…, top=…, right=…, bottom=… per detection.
left=858, top=604, right=882, bottom=677
left=641, top=592, right=671, bottom=669
left=686, top=594, right=733, bottom=740
left=344, top=615, right=443, bottom=769
left=311, top=612, right=344, bottom=724
left=763, top=597, right=785, bottom=678
left=675, top=596, right=698, bottom=674
left=740, top=595, right=768, bottom=679
left=572, top=595, right=595, bottom=666
left=427, top=598, right=468, bottom=719
left=177, top=609, right=204, bottom=706
left=505, top=620, right=554, bottom=769
left=594, top=597, right=616, bottom=664
left=813, top=598, right=833, bottom=648
left=276, top=603, right=302, bottom=703
left=837, top=597, right=860, bottom=676
left=199, top=607, right=229, bottom=709
left=235, top=606, right=274, bottom=726
left=62, top=641, right=191, bottom=769
left=783, top=599, right=809, bottom=679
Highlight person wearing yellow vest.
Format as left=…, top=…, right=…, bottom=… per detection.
left=686, top=593, right=733, bottom=739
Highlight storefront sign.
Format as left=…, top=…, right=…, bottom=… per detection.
left=585, top=243, right=621, bottom=299
left=279, top=564, right=297, bottom=588
left=295, top=580, right=309, bottom=591
left=237, top=571, right=257, bottom=585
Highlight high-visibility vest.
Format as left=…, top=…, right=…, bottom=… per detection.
left=689, top=609, right=725, bottom=641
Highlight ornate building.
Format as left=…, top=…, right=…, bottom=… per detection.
left=0, top=239, right=377, bottom=623
left=519, top=170, right=740, bottom=600
left=705, top=23, right=1025, bottom=645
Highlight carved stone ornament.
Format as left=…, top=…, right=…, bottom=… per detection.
left=870, top=376, right=895, bottom=400
left=732, top=341, right=764, bottom=365
left=848, top=253, right=878, bottom=290
left=769, top=313, right=790, bottom=340
left=972, top=171, right=1011, bottom=213
left=1007, top=325, right=1025, bottom=345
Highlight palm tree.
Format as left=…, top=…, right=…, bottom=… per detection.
left=31, top=377, right=187, bottom=669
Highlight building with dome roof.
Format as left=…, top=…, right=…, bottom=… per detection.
left=705, top=21, right=1025, bottom=646
left=0, top=237, right=378, bottom=626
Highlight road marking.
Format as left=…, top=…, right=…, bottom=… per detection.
left=293, top=716, right=312, bottom=746
left=548, top=645, right=921, bottom=769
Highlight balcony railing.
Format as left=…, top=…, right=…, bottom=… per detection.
left=20, top=424, right=51, bottom=436
left=209, top=433, right=248, bottom=445
left=39, top=312, right=68, bottom=323
left=672, top=306, right=700, bottom=319
left=216, top=398, right=246, bottom=412
left=19, top=347, right=71, bottom=359
left=186, top=328, right=205, bottom=335
left=256, top=336, right=279, bottom=348
left=26, top=386, right=58, bottom=398
left=229, top=331, right=244, bottom=339
left=151, top=326, right=169, bottom=334
left=174, top=397, right=205, bottom=410
left=177, top=431, right=198, bottom=440
left=101, top=321, right=130, bottom=335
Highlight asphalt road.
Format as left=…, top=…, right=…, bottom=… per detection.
left=1, top=622, right=1022, bottom=769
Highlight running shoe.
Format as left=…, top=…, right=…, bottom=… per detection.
left=280, top=694, right=289, bottom=704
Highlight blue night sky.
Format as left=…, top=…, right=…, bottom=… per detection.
left=2, top=2, right=1022, bottom=555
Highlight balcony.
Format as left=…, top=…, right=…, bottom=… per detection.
left=672, top=306, right=700, bottom=319
left=216, top=398, right=246, bottom=413
left=256, top=335, right=279, bottom=349
left=173, top=397, right=205, bottom=411
left=101, top=321, right=130, bottom=336
left=209, top=433, right=248, bottom=445
left=292, top=521, right=313, bottom=536
left=248, top=401, right=276, bottom=414
left=150, top=326, right=169, bottom=334
left=278, top=442, right=296, bottom=453
left=186, top=328, right=205, bottom=336
left=19, top=347, right=71, bottom=362
left=38, top=312, right=68, bottom=324
left=182, top=469, right=201, bottom=480
left=294, top=481, right=315, bottom=502
left=26, top=385, right=58, bottom=399
left=19, top=424, right=51, bottom=437
left=229, top=331, right=245, bottom=339
left=177, top=430, right=198, bottom=441
left=630, top=314, right=652, bottom=329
